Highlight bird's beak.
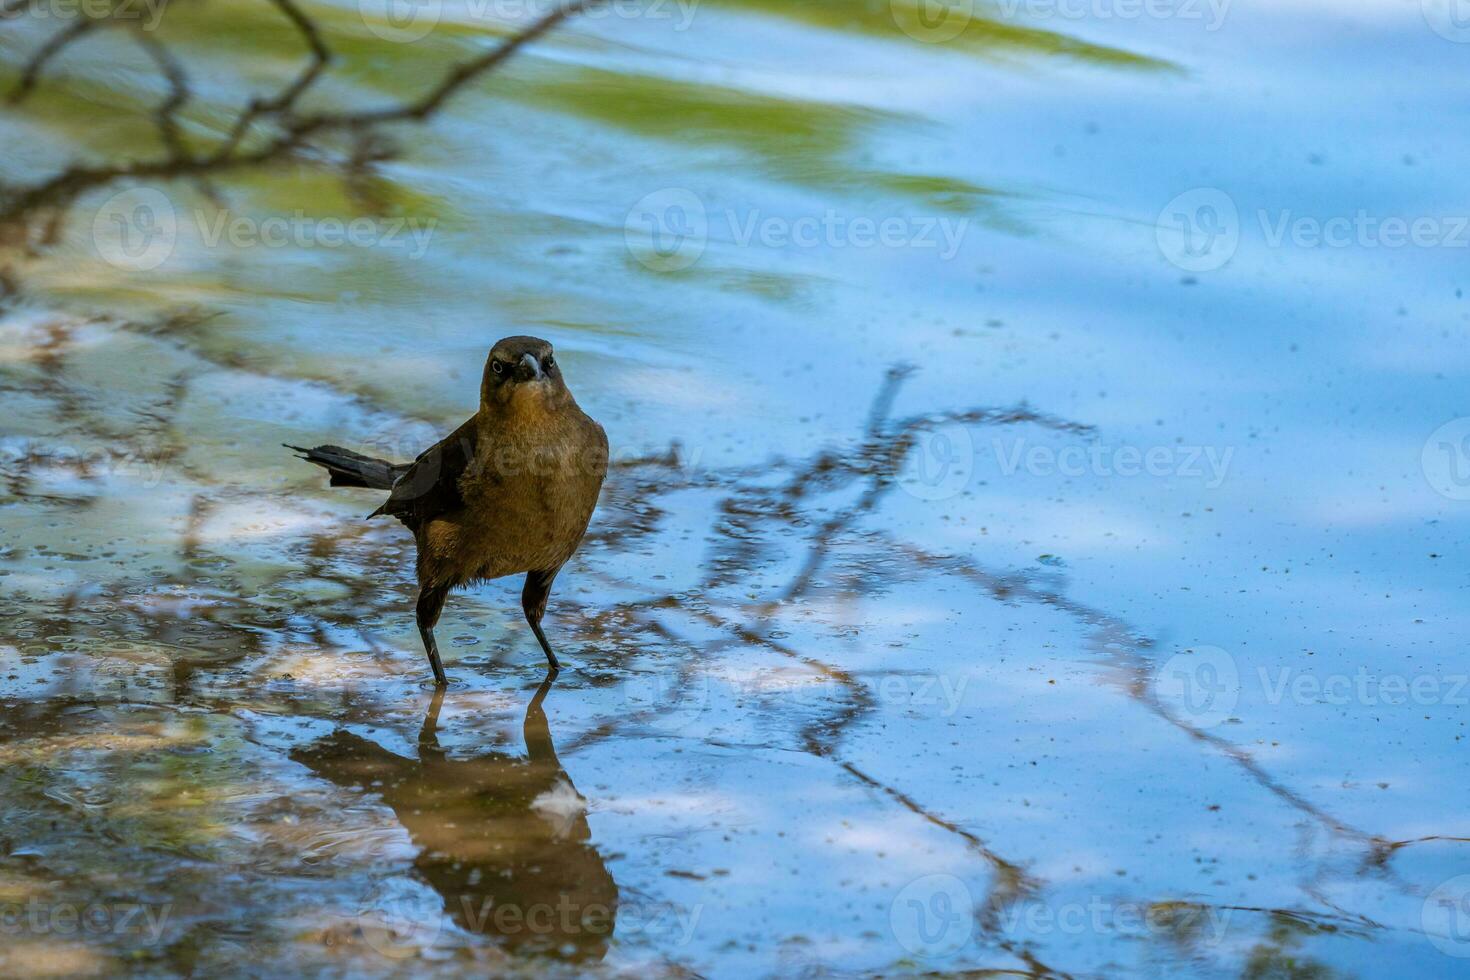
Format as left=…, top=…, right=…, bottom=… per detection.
left=520, top=352, right=542, bottom=381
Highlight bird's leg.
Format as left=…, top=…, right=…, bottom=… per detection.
left=416, top=585, right=450, bottom=687
left=521, top=569, right=562, bottom=672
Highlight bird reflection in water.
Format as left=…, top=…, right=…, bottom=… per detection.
left=291, top=677, right=618, bottom=962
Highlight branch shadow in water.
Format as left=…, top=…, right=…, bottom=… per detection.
left=0, top=318, right=1441, bottom=975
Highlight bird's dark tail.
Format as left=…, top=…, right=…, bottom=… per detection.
left=285, top=444, right=404, bottom=491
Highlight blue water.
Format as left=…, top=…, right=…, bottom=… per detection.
left=2, top=0, right=1469, bottom=975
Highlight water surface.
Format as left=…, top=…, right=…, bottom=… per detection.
left=2, top=0, right=1469, bottom=975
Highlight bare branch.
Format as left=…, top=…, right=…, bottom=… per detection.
left=131, top=26, right=191, bottom=160
left=209, top=0, right=332, bottom=162
left=0, top=0, right=595, bottom=236
left=8, top=16, right=105, bottom=105
left=308, top=0, right=590, bottom=127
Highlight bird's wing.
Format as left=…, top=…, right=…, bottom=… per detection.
left=369, top=417, right=479, bottom=528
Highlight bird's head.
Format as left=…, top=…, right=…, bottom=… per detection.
left=480, top=335, right=570, bottom=414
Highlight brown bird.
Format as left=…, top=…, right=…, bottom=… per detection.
left=288, top=336, right=608, bottom=685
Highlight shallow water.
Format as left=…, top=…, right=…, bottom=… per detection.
left=2, top=0, right=1470, bottom=976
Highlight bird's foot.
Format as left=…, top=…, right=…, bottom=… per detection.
left=416, top=676, right=470, bottom=692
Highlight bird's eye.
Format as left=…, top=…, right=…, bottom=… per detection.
left=544, top=355, right=556, bottom=371
left=491, top=360, right=504, bottom=375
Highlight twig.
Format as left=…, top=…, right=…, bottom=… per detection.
left=131, top=24, right=190, bottom=160
left=308, top=0, right=587, bottom=127
left=209, top=0, right=332, bottom=162
left=8, top=16, right=105, bottom=105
